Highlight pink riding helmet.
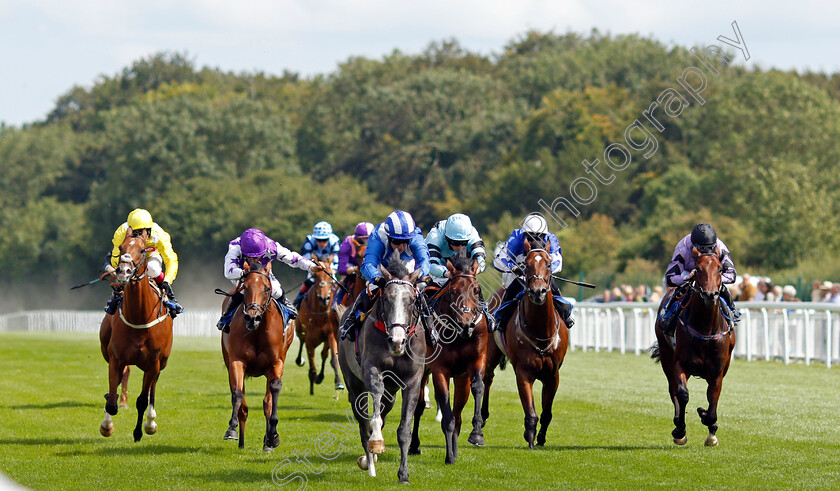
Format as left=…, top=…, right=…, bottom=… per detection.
left=240, top=228, right=268, bottom=257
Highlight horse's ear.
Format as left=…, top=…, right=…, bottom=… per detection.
left=243, top=260, right=252, bottom=273
left=408, top=268, right=423, bottom=284
left=691, top=246, right=700, bottom=257
left=523, top=239, right=532, bottom=253
left=545, top=240, right=552, bottom=253
left=446, top=259, right=456, bottom=275
left=264, top=261, right=272, bottom=274
left=469, top=258, right=480, bottom=276
left=379, top=264, right=393, bottom=281
left=714, top=246, right=721, bottom=257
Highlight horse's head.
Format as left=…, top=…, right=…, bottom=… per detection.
left=115, top=236, right=149, bottom=285
left=692, top=246, right=723, bottom=309
left=377, top=250, right=422, bottom=356
left=442, top=252, right=482, bottom=339
left=241, top=259, right=273, bottom=331
left=523, top=239, right=551, bottom=305
left=352, top=237, right=368, bottom=266
left=312, top=254, right=334, bottom=307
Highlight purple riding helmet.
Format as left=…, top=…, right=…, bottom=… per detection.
left=354, top=222, right=374, bottom=239
left=240, top=228, right=268, bottom=257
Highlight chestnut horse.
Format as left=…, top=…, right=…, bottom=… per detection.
left=651, top=247, right=736, bottom=446
left=293, top=254, right=342, bottom=394
left=410, top=253, right=488, bottom=464
left=482, top=240, right=569, bottom=449
left=221, top=259, right=295, bottom=450
left=99, top=234, right=173, bottom=442
left=328, top=239, right=368, bottom=333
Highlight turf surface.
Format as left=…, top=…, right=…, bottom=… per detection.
left=1, top=331, right=838, bottom=489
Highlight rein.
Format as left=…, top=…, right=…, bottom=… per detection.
left=515, top=248, right=560, bottom=356
left=242, top=269, right=273, bottom=318
left=372, top=280, right=420, bottom=337
left=678, top=253, right=731, bottom=341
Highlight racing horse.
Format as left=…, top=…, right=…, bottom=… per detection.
left=651, top=246, right=736, bottom=446
left=337, top=251, right=426, bottom=483
left=221, top=259, right=295, bottom=450
left=410, top=252, right=488, bottom=464
left=99, top=234, right=173, bottom=441
left=328, top=238, right=368, bottom=335
left=293, top=254, right=342, bottom=394
left=482, top=239, right=569, bottom=449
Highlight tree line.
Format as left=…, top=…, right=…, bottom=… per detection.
left=2, top=30, right=839, bottom=309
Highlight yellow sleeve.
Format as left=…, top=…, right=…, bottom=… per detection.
left=150, top=223, right=179, bottom=283
left=110, top=224, right=130, bottom=268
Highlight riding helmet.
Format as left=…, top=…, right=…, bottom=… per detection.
left=690, top=223, right=717, bottom=253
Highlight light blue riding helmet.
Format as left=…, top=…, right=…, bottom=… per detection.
left=312, top=221, right=333, bottom=240
left=444, top=213, right=472, bottom=242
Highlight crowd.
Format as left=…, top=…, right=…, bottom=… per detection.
left=593, top=275, right=840, bottom=304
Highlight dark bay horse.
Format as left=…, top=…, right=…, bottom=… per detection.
left=651, top=247, right=736, bottom=446
left=221, top=259, right=295, bottom=450
left=337, top=253, right=425, bottom=483
left=99, top=235, right=173, bottom=441
left=482, top=240, right=569, bottom=449
left=410, top=253, right=488, bottom=464
left=294, top=254, right=341, bottom=394
left=329, top=239, right=368, bottom=334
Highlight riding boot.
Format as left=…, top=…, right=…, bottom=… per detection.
left=477, top=288, right=496, bottom=332
left=280, top=293, right=298, bottom=320
left=294, top=279, right=312, bottom=310
left=217, top=291, right=244, bottom=332
left=550, top=280, right=574, bottom=329
left=424, top=318, right=439, bottom=348
left=493, top=280, right=524, bottom=333
left=104, top=288, right=123, bottom=315
left=160, top=281, right=184, bottom=318
left=340, top=290, right=370, bottom=342
left=719, top=286, right=739, bottom=326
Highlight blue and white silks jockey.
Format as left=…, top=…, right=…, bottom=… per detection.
left=491, top=213, right=574, bottom=332
left=339, top=210, right=434, bottom=344
left=294, top=221, right=341, bottom=309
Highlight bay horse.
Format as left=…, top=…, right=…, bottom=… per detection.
left=337, top=252, right=425, bottom=483
left=221, top=259, right=295, bottom=450
left=328, top=239, right=368, bottom=334
left=293, top=254, right=342, bottom=394
left=651, top=247, right=736, bottom=446
left=98, top=234, right=173, bottom=442
left=410, top=252, right=488, bottom=464
left=481, top=239, right=569, bottom=449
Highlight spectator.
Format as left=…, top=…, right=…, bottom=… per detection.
left=782, top=285, right=800, bottom=302
left=598, top=289, right=612, bottom=303
left=755, top=279, right=768, bottom=302
left=829, top=284, right=840, bottom=304
left=769, top=285, right=782, bottom=302
left=611, top=287, right=623, bottom=302
left=738, top=274, right=757, bottom=301
left=634, top=284, right=648, bottom=302
left=622, top=285, right=635, bottom=302
left=649, top=286, right=663, bottom=304
left=813, top=281, right=833, bottom=302
left=728, top=283, right=742, bottom=301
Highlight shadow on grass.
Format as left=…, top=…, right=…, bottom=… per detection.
left=182, top=469, right=275, bottom=485
left=57, top=444, right=202, bottom=457
left=0, top=437, right=103, bottom=446
left=6, top=400, right=98, bottom=410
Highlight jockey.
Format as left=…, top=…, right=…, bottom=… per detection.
left=104, top=208, right=183, bottom=318
left=424, top=213, right=494, bottom=331
left=293, top=221, right=341, bottom=310
left=659, top=223, right=739, bottom=338
left=216, top=228, right=328, bottom=332
left=338, top=210, right=434, bottom=345
left=491, top=212, right=574, bottom=332
left=334, top=222, right=374, bottom=304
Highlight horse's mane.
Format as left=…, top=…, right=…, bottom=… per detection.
left=247, top=259, right=265, bottom=273
left=450, top=250, right=473, bottom=273
left=526, top=236, right=547, bottom=251
left=386, top=250, right=411, bottom=278
left=313, top=252, right=331, bottom=262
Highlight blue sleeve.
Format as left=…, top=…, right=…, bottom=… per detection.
left=494, top=231, right=520, bottom=271
left=548, top=234, right=563, bottom=273
left=361, top=234, right=385, bottom=283
left=330, top=235, right=341, bottom=254
left=410, top=232, right=431, bottom=277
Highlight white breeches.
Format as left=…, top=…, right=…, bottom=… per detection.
left=147, top=255, right=163, bottom=280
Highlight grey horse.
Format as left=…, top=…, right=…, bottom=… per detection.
left=337, top=251, right=427, bottom=484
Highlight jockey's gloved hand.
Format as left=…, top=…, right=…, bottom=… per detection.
left=374, top=277, right=388, bottom=289
left=511, top=264, right=525, bottom=276
left=680, top=269, right=697, bottom=283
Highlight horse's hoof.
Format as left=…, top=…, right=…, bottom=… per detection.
left=263, top=445, right=275, bottom=452
left=468, top=433, right=484, bottom=447
left=335, top=383, right=345, bottom=390
left=445, top=456, right=456, bottom=465
left=674, top=436, right=687, bottom=445
left=223, top=428, right=238, bottom=440
left=705, top=434, right=719, bottom=446
left=295, top=358, right=304, bottom=367
left=408, top=447, right=421, bottom=455
left=315, top=374, right=325, bottom=384
left=368, top=439, right=385, bottom=454
left=357, top=455, right=369, bottom=470
left=119, top=403, right=129, bottom=410
left=144, top=421, right=158, bottom=435
left=99, top=424, right=114, bottom=437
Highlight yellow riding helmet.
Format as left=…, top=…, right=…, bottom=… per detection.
left=127, top=208, right=153, bottom=229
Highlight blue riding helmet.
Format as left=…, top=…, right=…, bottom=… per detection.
left=384, top=211, right=416, bottom=240
left=312, top=221, right=333, bottom=240
left=444, top=213, right=472, bottom=242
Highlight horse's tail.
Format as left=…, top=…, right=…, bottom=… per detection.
left=499, top=355, right=508, bottom=371
left=295, top=323, right=305, bottom=367
left=649, top=342, right=661, bottom=363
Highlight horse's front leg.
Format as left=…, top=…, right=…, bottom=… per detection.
left=536, top=371, right=559, bottom=446
left=100, top=357, right=124, bottom=437
left=328, top=332, right=344, bottom=390
left=119, top=366, right=130, bottom=409
left=364, top=365, right=386, bottom=455
left=316, top=341, right=329, bottom=385
left=514, top=369, right=538, bottom=449
left=143, top=371, right=161, bottom=435
left=670, top=368, right=689, bottom=445
left=698, top=373, right=724, bottom=446
left=467, top=368, right=485, bottom=447
left=432, top=370, right=457, bottom=464
left=481, top=340, right=502, bottom=427
left=133, top=362, right=159, bottom=442
left=397, top=378, right=422, bottom=484
left=306, top=339, right=318, bottom=396
left=263, top=365, right=283, bottom=451
left=225, top=360, right=247, bottom=447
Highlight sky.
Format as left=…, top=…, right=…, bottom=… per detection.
left=1, top=0, right=838, bottom=127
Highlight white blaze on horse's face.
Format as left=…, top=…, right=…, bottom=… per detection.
left=116, top=253, right=135, bottom=284
left=384, top=284, right=413, bottom=355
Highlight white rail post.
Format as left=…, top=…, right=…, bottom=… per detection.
left=744, top=308, right=752, bottom=362
left=827, top=310, right=832, bottom=369
left=761, top=308, right=770, bottom=362
left=782, top=308, right=790, bottom=365
left=633, top=309, right=641, bottom=355
left=804, top=309, right=811, bottom=366
left=615, top=308, right=624, bottom=353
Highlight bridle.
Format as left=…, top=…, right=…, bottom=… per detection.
left=117, top=245, right=151, bottom=284
left=241, top=269, right=273, bottom=318
left=376, top=279, right=420, bottom=337
left=679, top=252, right=730, bottom=341
left=441, top=273, right=482, bottom=336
